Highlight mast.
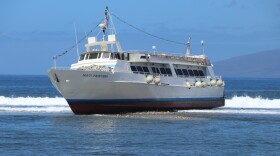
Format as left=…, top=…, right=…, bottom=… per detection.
left=185, top=37, right=191, bottom=57
left=201, top=40, right=205, bottom=55
left=98, top=6, right=109, bottom=41
left=85, top=6, right=123, bottom=53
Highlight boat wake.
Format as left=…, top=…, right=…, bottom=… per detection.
left=0, top=96, right=279, bottom=114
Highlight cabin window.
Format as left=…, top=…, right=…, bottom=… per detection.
left=165, top=68, right=172, bottom=75
left=130, top=66, right=138, bottom=73
left=188, top=70, right=194, bottom=76
left=97, top=53, right=102, bottom=59
left=102, top=53, right=110, bottom=59
left=174, top=69, right=178, bottom=75
left=193, top=70, right=200, bottom=77
left=159, top=68, right=167, bottom=75
left=114, top=53, right=120, bottom=59
left=151, top=67, right=156, bottom=73
left=89, top=53, right=98, bottom=59
left=136, top=66, right=144, bottom=74
left=177, top=69, right=183, bottom=76
left=198, top=70, right=205, bottom=76
left=79, top=54, right=85, bottom=61
left=156, top=68, right=160, bottom=74
left=151, top=67, right=160, bottom=74
left=142, top=67, right=150, bottom=73
left=182, top=69, right=189, bottom=76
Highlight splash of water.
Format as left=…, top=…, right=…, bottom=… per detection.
left=0, top=96, right=279, bottom=114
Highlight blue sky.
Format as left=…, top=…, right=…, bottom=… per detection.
left=1, top=0, right=280, bottom=75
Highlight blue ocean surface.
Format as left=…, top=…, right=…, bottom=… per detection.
left=0, top=75, right=280, bottom=155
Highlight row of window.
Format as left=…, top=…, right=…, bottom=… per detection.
left=131, top=66, right=173, bottom=76
left=130, top=66, right=150, bottom=74
left=130, top=66, right=205, bottom=77
left=79, top=52, right=123, bottom=61
left=151, top=67, right=172, bottom=76
left=175, top=69, right=205, bottom=77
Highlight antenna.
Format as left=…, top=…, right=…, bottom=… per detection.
left=53, top=56, right=57, bottom=68
left=201, top=40, right=205, bottom=55
left=152, top=45, right=156, bottom=54
left=74, top=23, right=79, bottom=61
left=185, top=37, right=191, bottom=57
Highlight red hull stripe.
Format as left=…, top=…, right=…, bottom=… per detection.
left=66, top=99, right=225, bottom=115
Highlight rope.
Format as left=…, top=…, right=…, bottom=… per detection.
left=53, top=19, right=102, bottom=60
left=111, top=13, right=187, bottom=46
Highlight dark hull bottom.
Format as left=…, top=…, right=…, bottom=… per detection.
left=68, top=100, right=225, bottom=115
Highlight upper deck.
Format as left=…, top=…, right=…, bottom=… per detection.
left=71, top=50, right=211, bottom=69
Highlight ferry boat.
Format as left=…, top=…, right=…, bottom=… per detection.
left=48, top=7, right=225, bottom=114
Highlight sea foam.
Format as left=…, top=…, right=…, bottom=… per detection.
left=0, top=96, right=279, bottom=113
left=225, top=96, right=280, bottom=109
left=181, top=96, right=280, bottom=115
left=0, top=96, right=70, bottom=112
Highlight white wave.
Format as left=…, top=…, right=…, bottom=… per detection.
left=0, top=96, right=70, bottom=112
left=0, top=106, right=70, bottom=112
left=181, top=96, right=280, bottom=115
left=0, top=96, right=279, bottom=114
left=225, top=96, right=280, bottom=109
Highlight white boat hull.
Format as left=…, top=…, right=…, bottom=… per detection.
left=48, top=69, right=225, bottom=114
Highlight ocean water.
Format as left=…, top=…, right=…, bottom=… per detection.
left=0, top=75, right=280, bottom=155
